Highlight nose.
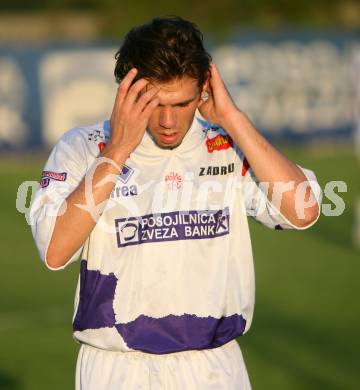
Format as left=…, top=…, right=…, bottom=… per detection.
left=159, top=106, right=176, bottom=129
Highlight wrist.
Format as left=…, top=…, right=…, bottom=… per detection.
left=100, top=143, right=131, bottom=168
left=219, top=109, right=247, bottom=134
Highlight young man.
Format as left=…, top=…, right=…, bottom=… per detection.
left=30, top=16, right=321, bottom=389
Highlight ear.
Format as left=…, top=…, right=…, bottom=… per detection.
left=202, top=78, right=210, bottom=95
left=198, top=79, right=210, bottom=107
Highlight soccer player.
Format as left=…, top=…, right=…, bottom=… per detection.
left=30, top=16, right=321, bottom=390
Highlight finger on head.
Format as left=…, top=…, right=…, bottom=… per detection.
left=138, top=82, right=154, bottom=98
left=118, top=68, right=138, bottom=93
left=136, top=86, right=160, bottom=111
left=131, top=78, right=150, bottom=92
left=145, top=85, right=160, bottom=98
left=126, top=67, right=138, bottom=79
left=210, top=63, right=220, bottom=77
left=142, top=97, right=160, bottom=118
left=113, top=69, right=138, bottom=110
left=127, top=78, right=151, bottom=104
left=150, top=97, right=160, bottom=107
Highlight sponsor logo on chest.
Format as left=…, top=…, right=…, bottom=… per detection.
left=206, top=134, right=232, bottom=153
left=115, top=208, right=230, bottom=247
left=199, top=163, right=234, bottom=176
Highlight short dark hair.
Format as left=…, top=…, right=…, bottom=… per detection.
left=114, top=16, right=211, bottom=88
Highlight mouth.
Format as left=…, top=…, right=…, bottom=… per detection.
left=158, top=132, right=180, bottom=144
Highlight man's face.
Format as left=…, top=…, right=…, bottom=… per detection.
left=146, top=76, right=204, bottom=149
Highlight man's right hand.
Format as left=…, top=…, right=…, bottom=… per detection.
left=105, top=68, right=159, bottom=158
left=46, top=69, right=159, bottom=269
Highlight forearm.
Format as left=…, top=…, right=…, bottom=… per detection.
left=223, top=111, right=319, bottom=226
left=46, top=145, right=129, bottom=268
left=226, top=111, right=305, bottom=183
left=44, top=70, right=160, bottom=269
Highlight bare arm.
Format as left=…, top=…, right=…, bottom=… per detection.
left=46, top=69, right=159, bottom=269
left=198, top=64, right=319, bottom=227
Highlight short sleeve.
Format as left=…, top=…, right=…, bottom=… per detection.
left=29, top=128, right=89, bottom=270
left=239, top=152, right=322, bottom=230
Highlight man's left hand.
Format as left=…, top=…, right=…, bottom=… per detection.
left=198, top=63, right=240, bottom=130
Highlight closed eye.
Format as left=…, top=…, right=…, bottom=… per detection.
left=157, top=97, right=196, bottom=108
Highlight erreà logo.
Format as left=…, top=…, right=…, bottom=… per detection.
left=206, top=134, right=232, bottom=153
left=97, top=142, right=133, bottom=184
left=119, top=165, right=134, bottom=184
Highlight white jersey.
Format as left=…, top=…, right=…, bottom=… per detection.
left=30, top=115, right=320, bottom=354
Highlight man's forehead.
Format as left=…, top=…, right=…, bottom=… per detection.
left=151, top=76, right=197, bottom=90
left=148, top=76, right=199, bottom=100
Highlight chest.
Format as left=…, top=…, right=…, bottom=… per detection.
left=107, top=145, right=239, bottom=214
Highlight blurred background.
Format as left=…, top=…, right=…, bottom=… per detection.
left=1, top=1, right=359, bottom=389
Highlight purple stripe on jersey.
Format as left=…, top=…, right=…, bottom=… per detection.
left=73, top=260, right=117, bottom=331
left=115, top=313, right=246, bottom=354
left=72, top=261, right=246, bottom=353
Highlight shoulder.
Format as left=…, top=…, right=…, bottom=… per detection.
left=195, top=117, right=234, bottom=154
left=56, top=120, right=110, bottom=157
left=195, top=116, right=248, bottom=171
left=195, top=117, right=227, bottom=137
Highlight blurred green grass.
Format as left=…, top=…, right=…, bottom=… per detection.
left=0, top=146, right=359, bottom=390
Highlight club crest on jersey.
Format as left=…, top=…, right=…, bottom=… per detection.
left=40, top=171, right=67, bottom=188
left=206, top=134, right=233, bottom=153
left=165, top=172, right=183, bottom=190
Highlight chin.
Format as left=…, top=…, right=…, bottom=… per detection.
left=147, top=129, right=186, bottom=150
left=156, top=140, right=183, bottom=150
left=152, top=134, right=185, bottom=150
